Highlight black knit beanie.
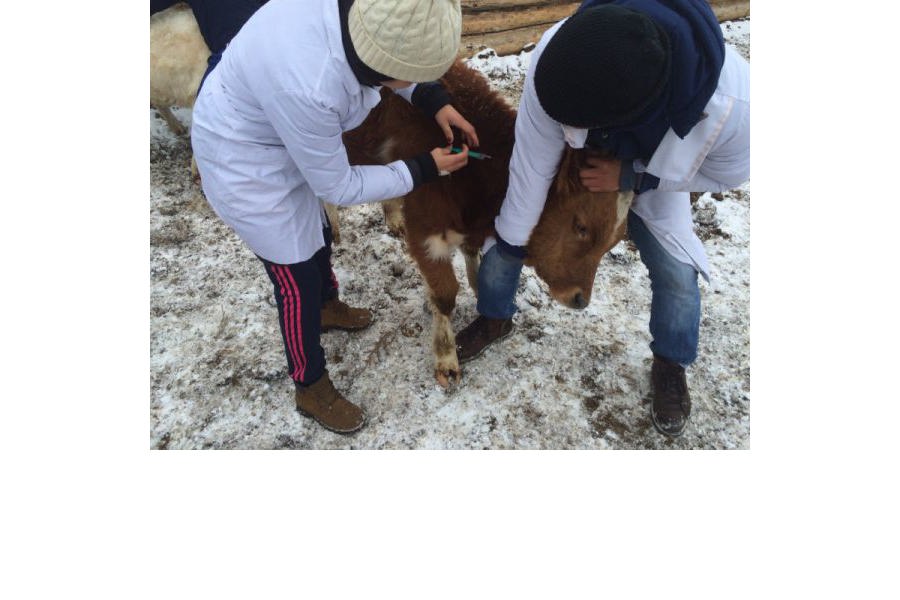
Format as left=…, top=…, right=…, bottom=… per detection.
left=534, top=5, right=671, bottom=129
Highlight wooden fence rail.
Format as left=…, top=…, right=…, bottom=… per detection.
left=459, top=0, right=750, bottom=57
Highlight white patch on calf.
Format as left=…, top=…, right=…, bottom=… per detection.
left=463, top=250, right=480, bottom=296
left=431, top=311, right=459, bottom=384
left=423, top=230, right=465, bottom=262
left=377, top=138, right=397, bottom=163
left=615, top=191, right=634, bottom=232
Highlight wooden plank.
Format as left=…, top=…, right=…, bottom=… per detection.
left=463, top=3, right=579, bottom=35
left=459, top=0, right=750, bottom=57
left=462, top=0, right=573, bottom=13
left=711, top=0, right=750, bottom=22
left=459, top=23, right=553, bottom=57
left=462, top=0, right=749, bottom=16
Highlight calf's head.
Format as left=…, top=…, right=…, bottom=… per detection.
left=525, top=149, right=632, bottom=309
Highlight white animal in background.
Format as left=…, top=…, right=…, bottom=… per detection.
left=149, top=3, right=342, bottom=240
left=150, top=4, right=209, bottom=137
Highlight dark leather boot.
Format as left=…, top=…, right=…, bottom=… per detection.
left=321, top=297, right=373, bottom=332
left=650, top=355, right=692, bottom=437
left=295, top=372, right=366, bottom=434
left=455, top=315, right=514, bottom=364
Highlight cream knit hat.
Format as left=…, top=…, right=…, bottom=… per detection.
left=348, top=0, right=462, bottom=83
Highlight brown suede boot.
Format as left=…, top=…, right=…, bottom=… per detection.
left=321, top=297, right=373, bottom=332
left=455, top=315, right=514, bottom=364
left=295, top=372, right=367, bottom=434
left=650, top=355, right=692, bottom=437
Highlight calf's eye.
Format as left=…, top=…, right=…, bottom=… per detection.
left=573, top=219, right=589, bottom=239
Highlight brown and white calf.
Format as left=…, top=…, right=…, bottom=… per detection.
left=344, top=62, right=633, bottom=386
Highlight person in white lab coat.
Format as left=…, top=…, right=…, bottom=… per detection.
left=191, top=0, right=478, bottom=434
left=454, top=0, right=749, bottom=437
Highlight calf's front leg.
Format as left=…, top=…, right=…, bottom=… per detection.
left=423, top=266, right=460, bottom=388
left=409, top=238, right=462, bottom=387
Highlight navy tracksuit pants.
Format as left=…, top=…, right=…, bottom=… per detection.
left=259, top=225, right=339, bottom=388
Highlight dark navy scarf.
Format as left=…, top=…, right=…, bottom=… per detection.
left=578, top=0, right=725, bottom=161
left=338, top=0, right=391, bottom=87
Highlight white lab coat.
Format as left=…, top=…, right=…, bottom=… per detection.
left=190, top=0, right=418, bottom=264
left=494, top=19, right=750, bottom=280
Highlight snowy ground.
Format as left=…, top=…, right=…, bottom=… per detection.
left=149, top=19, right=750, bottom=450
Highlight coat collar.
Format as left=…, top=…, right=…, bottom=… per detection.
left=323, top=0, right=383, bottom=106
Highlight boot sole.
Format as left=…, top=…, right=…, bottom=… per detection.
left=297, top=407, right=367, bottom=435
left=457, top=326, right=514, bottom=365
left=650, top=409, right=687, bottom=438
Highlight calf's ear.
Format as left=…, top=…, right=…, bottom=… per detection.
left=551, top=149, right=584, bottom=197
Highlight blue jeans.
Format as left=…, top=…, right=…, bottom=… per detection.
left=476, top=211, right=700, bottom=366
left=476, top=244, right=524, bottom=319
left=628, top=210, right=700, bottom=366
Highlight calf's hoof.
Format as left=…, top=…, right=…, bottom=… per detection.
left=434, top=360, right=462, bottom=388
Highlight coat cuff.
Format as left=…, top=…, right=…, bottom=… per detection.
left=618, top=160, right=635, bottom=192
left=623, top=160, right=660, bottom=194
left=495, top=234, right=527, bottom=259
left=403, top=152, right=439, bottom=187
left=410, top=81, right=452, bottom=118
left=635, top=172, right=661, bottom=194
